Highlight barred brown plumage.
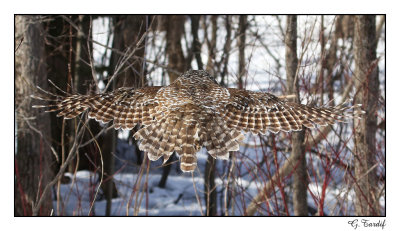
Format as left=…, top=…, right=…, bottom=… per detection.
left=34, top=70, right=364, bottom=172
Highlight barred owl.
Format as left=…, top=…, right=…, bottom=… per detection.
left=36, top=70, right=363, bottom=172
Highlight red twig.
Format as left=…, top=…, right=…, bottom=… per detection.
left=15, top=160, right=28, bottom=216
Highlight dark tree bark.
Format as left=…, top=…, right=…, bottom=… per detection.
left=285, top=15, right=308, bottom=216
left=204, top=155, right=217, bottom=216
left=324, top=17, right=341, bottom=104
left=110, top=15, right=148, bottom=88
left=41, top=15, right=81, bottom=216
left=335, top=15, right=354, bottom=40
left=165, top=15, right=186, bottom=83
left=157, top=155, right=177, bottom=188
left=43, top=15, right=75, bottom=176
left=98, top=125, right=118, bottom=216
left=317, top=15, right=326, bottom=105
left=74, top=15, right=104, bottom=173
left=205, top=16, right=218, bottom=75
left=237, top=15, right=247, bottom=89
left=189, top=15, right=203, bottom=70
left=219, top=16, right=232, bottom=86
left=15, top=15, right=53, bottom=216
left=353, top=15, right=381, bottom=216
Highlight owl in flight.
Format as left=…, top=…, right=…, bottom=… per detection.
left=37, top=70, right=362, bottom=172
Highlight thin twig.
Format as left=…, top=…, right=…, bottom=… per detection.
left=19, top=114, right=59, bottom=162
left=104, top=30, right=149, bottom=92
left=191, top=172, right=204, bottom=216
left=15, top=36, right=24, bottom=53
left=82, top=119, right=104, bottom=216
left=32, top=117, right=88, bottom=216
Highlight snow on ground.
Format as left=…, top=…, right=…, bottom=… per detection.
left=54, top=139, right=261, bottom=216
left=53, top=129, right=385, bottom=216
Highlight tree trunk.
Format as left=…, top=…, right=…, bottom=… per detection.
left=74, top=15, right=104, bottom=173
left=15, top=15, right=53, bottom=216
left=205, top=16, right=218, bottom=75
left=353, top=15, right=381, bottom=216
left=110, top=15, right=148, bottom=88
left=157, top=154, right=177, bottom=188
left=220, top=16, right=232, bottom=86
left=165, top=15, right=186, bottom=83
left=324, top=16, right=341, bottom=104
left=204, top=155, right=217, bottom=216
left=43, top=15, right=75, bottom=176
left=285, top=15, right=308, bottom=216
left=189, top=15, right=203, bottom=70
left=237, top=15, right=247, bottom=89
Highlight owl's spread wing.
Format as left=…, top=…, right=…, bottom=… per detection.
left=46, top=86, right=162, bottom=130
left=224, top=88, right=357, bottom=134
left=33, top=69, right=365, bottom=173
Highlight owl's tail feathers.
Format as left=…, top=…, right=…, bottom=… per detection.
left=200, top=117, right=244, bottom=160
left=289, top=99, right=365, bottom=128
left=134, top=112, right=201, bottom=172
left=177, top=120, right=201, bottom=172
